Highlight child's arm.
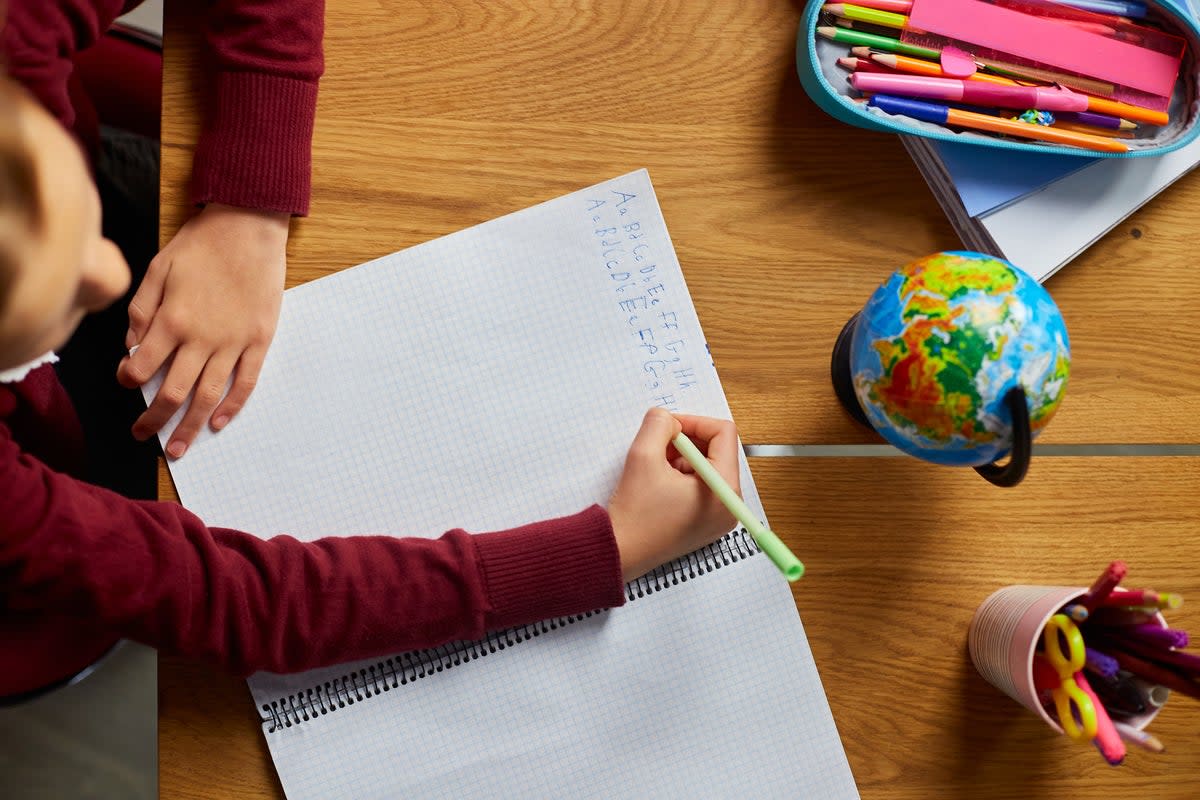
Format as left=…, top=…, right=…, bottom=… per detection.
left=1, top=408, right=739, bottom=682
left=0, top=425, right=624, bottom=678
left=189, top=0, right=326, bottom=216
left=118, top=0, right=328, bottom=458
left=0, top=1, right=106, bottom=131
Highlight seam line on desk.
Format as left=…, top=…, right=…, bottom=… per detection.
left=744, top=444, right=1200, bottom=457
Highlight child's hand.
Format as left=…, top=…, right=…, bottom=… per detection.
left=117, top=204, right=289, bottom=458
left=607, top=408, right=740, bottom=582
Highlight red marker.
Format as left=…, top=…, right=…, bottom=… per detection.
left=1079, top=561, right=1128, bottom=611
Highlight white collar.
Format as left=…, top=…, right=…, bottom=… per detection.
left=0, top=351, right=59, bottom=384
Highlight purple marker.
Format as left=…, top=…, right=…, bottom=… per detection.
left=1056, top=110, right=1136, bottom=131
left=1085, top=647, right=1120, bottom=679
left=1121, top=624, right=1189, bottom=649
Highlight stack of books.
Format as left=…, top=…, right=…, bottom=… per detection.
left=903, top=0, right=1200, bottom=283
left=905, top=132, right=1200, bottom=283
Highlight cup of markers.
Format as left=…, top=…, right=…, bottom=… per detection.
left=969, top=561, right=1197, bottom=764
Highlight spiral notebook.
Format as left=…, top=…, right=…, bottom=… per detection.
left=152, top=170, right=858, bottom=799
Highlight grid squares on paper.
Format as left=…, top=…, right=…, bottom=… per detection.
left=159, top=171, right=859, bottom=799
left=266, top=557, right=857, bottom=800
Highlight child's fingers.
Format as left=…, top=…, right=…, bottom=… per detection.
left=116, top=322, right=175, bottom=389
left=131, top=345, right=205, bottom=442
left=126, top=255, right=168, bottom=348
left=628, top=407, right=682, bottom=463
left=210, top=344, right=268, bottom=432
left=166, top=350, right=239, bottom=458
left=674, top=414, right=740, bottom=492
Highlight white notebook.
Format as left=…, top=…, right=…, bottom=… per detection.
left=152, top=171, right=858, bottom=799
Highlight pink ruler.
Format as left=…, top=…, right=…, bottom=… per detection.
left=908, top=0, right=1183, bottom=97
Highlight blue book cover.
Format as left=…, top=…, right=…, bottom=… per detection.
left=933, top=140, right=1097, bottom=218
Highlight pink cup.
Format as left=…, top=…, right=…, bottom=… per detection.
left=968, top=584, right=1166, bottom=734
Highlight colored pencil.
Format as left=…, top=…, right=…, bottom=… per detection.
left=1056, top=110, right=1137, bottom=130
left=1098, top=589, right=1183, bottom=609
left=825, top=3, right=910, bottom=29
left=1053, top=121, right=1135, bottom=139
left=828, top=0, right=913, bottom=11
left=975, top=58, right=1117, bottom=98
left=1050, top=0, right=1147, bottom=18
left=1082, top=95, right=1169, bottom=126
left=1112, top=720, right=1165, bottom=753
left=867, top=94, right=1128, bottom=152
left=871, top=52, right=1027, bottom=87
left=827, top=2, right=1118, bottom=36
left=836, top=56, right=893, bottom=74
left=816, top=25, right=940, bottom=59
left=671, top=432, right=804, bottom=582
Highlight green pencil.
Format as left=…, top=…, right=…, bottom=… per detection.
left=816, top=25, right=940, bottom=60
left=671, top=432, right=805, bottom=582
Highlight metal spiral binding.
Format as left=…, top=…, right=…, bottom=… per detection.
left=261, top=527, right=761, bottom=733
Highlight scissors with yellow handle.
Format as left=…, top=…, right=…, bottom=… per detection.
left=1041, top=613, right=1098, bottom=743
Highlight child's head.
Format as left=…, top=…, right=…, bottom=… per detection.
left=0, top=77, right=130, bottom=371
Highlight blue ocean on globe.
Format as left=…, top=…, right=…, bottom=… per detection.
left=849, top=251, right=1070, bottom=467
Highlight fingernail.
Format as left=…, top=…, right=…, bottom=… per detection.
left=212, top=415, right=229, bottom=431
left=167, top=441, right=187, bottom=459
left=125, top=328, right=135, bottom=349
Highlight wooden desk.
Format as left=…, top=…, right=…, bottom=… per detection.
left=158, top=1, right=1200, bottom=797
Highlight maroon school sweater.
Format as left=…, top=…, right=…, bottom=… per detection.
left=2, top=0, right=326, bottom=215
left=0, top=366, right=625, bottom=697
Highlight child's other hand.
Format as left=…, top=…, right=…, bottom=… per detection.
left=607, top=408, right=740, bottom=582
left=116, top=204, right=289, bottom=458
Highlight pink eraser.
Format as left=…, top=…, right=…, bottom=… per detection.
left=940, top=45, right=978, bottom=78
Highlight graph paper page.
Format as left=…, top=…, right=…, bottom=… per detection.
left=153, top=171, right=858, bottom=799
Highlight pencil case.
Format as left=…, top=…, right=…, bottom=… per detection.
left=796, top=0, right=1200, bottom=157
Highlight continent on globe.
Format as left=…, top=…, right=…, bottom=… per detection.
left=849, top=251, right=1070, bottom=467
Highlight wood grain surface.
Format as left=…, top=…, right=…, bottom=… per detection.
left=158, top=1, right=1200, bottom=797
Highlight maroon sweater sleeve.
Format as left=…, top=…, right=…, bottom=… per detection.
left=0, top=426, right=625, bottom=678
left=0, top=0, right=103, bottom=128
left=191, top=0, right=326, bottom=215
left=1, top=0, right=323, bottom=216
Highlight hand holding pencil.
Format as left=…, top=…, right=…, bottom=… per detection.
left=607, top=408, right=804, bottom=583
left=607, top=409, right=745, bottom=582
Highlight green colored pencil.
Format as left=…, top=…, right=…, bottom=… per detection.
left=671, top=432, right=804, bottom=582
left=816, top=25, right=940, bottom=60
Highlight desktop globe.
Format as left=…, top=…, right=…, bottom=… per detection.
left=831, top=251, right=1070, bottom=486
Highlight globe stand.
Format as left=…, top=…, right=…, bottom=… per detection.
left=974, top=386, right=1032, bottom=488
left=831, top=312, right=1033, bottom=488
left=830, top=312, right=870, bottom=428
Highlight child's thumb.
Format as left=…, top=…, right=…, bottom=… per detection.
left=632, top=407, right=681, bottom=453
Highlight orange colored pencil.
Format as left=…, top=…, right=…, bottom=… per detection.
left=1052, top=120, right=1135, bottom=139
left=871, top=53, right=1024, bottom=86
left=1085, top=95, right=1169, bottom=126
left=947, top=106, right=1128, bottom=152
